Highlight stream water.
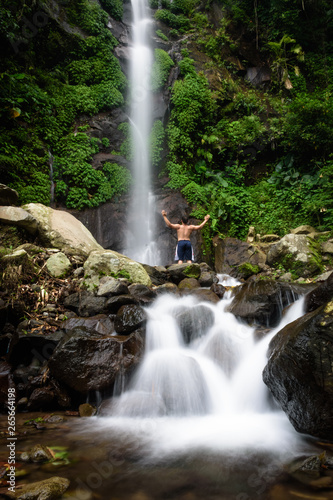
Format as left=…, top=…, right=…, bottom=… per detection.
left=65, top=277, right=321, bottom=499
left=97, top=276, right=309, bottom=456
left=1, top=277, right=328, bottom=499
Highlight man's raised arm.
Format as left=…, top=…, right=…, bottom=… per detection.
left=161, top=210, right=180, bottom=229
left=191, top=214, right=210, bottom=231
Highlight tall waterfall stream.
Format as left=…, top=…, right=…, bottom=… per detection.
left=123, top=0, right=161, bottom=266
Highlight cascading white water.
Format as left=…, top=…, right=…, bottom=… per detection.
left=99, top=276, right=309, bottom=458
left=123, top=0, right=160, bottom=265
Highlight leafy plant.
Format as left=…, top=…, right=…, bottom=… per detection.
left=151, top=49, right=174, bottom=91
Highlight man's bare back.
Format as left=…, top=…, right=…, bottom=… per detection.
left=161, top=210, right=210, bottom=263
left=175, top=223, right=197, bottom=241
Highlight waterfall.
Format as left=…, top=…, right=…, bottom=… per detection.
left=97, top=277, right=308, bottom=458
left=123, top=0, right=160, bottom=265
left=49, top=151, right=55, bottom=206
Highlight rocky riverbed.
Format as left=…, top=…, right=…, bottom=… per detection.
left=2, top=194, right=333, bottom=500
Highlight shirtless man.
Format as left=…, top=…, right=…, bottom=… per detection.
left=161, top=210, right=210, bottom=264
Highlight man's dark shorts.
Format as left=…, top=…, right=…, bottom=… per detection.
left=177, top=240, right=192, bottom=261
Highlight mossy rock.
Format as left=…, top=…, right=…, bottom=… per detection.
left=237, top=262, right=260, bottom=279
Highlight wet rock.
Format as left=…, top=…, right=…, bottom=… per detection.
left=285, top=453, right=333, bottom=488
left=27, top=387, right=56, bottom=411
left=178, top=278, right=200, bottom=290
left=21, top=445, right=54, bottom=463
left=97, top=276, right=129, bottom=297
left=114, top=305, right=146, bottom=334
left=0, top=183, right=19, bottom=205
left=210, top=283, right=226, bottom=299
left=190, top=289, right=220, bottom=304
left=141, top=263, right=169, bottom=285
left=79, top=403, right=97, bottom=417
left=213, top=236, right=266, bottom=277
left=69, top=192, right=127, bottom=251
left=154, top=282, right=179, bottom=295
left=48, top=327, right=144, bottom=393
left=63, top=291, right=106, bottom=317
left=305, top=272, right=333, bottom=313
left=198, top=271, right=215, bottom=287
left=63, top=314, right=114, bottom=335
left=46, top=252, right=72, bottom=278
left=228, top=280, right=301, bottom=327
left=105, top=294, right=139, bottom=314
left=167, top=263, right=201, bottom=284
left=128, top=283, right=157, bottom=303
left=14, top=476, right=70, bottom=499
left=175, top=305, right=215, bottom=343
left=263, top=301, right=333, bottom=439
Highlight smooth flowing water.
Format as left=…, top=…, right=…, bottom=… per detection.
left=123, top=0, right=160, bottom=265
left=4, top=278, right=324, bottom=499
left=95, top=277, right=310, bottom=464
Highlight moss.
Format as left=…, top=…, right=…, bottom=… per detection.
left=151, top=49, right=174, bottom=92
left=184, top=264, right=200, bottom=279
left=238, top=262, right=260, bottom=278
left=111, top=270, right=131, bottom=280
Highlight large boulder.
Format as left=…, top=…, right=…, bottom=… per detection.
left=228, top=280, right=302, bottom=327
left=213, top=237, right=266, bottom=277
left=0, top=184, right=19, bottom=206
left=267, top=233, right=323, bottom=278
left=23, top=203, right=103, bottom=256
left=141, top=264, right=169, bottom=286
left=0, top=206, right=38, bottom=234
left=304, top=272, right=333, bottom=312
left=167, top=263, right=201, bottom=284
left=114, top=304, right=146, bottom=334
left=48, top=327, right=144, bottom=393
left=63, top=291, right=106, bottom=317
left=83, top=249, right=152, bottom=288
left=263, top=301, right=333, bottom=439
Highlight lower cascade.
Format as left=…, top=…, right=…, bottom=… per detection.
left=95, top=276, right=310, bottom=458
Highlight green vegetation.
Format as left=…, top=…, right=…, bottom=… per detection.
left=53, top=133, right=132, bottom=209
left=1, top=0, right=333, bottom=257
left=0, top=0, right=127, bottom=209
left=151, top=49, right=174, bottom=91
left=151, top=0, right=333, bottom=242
left=150, top=120, right=165, bottom=168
